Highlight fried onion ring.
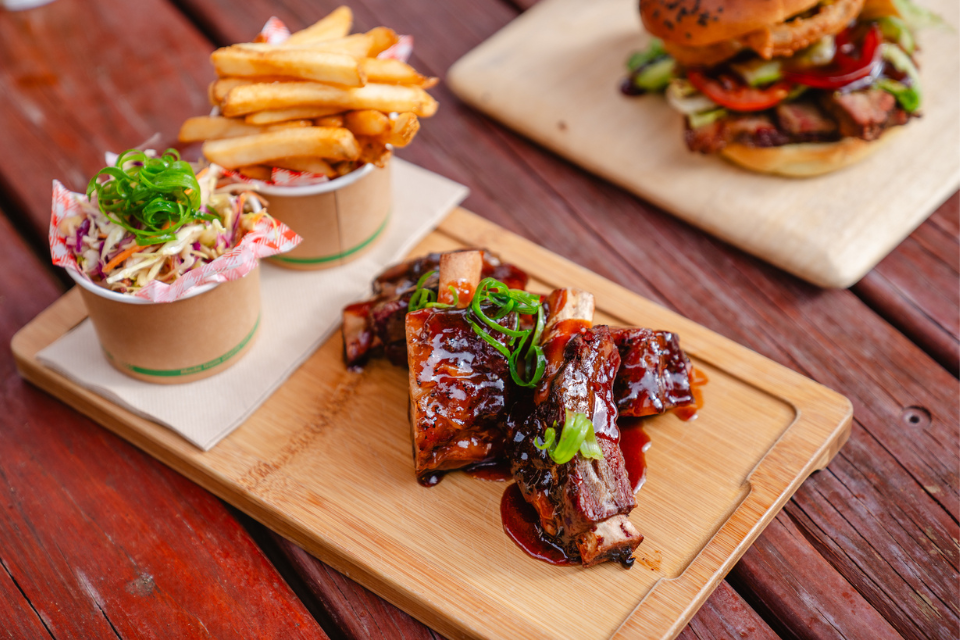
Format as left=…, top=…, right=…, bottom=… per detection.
left=743, top=0, right=866, bottom=59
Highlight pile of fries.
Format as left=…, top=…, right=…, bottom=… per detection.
left=178, top=7, right=438, bottom=180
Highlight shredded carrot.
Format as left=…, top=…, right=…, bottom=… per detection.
left=103, top=243, right=147, bottom=273
left=237, top=192, right=248, bottom=216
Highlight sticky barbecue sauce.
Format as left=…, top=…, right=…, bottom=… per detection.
left=464, top=460, right=513, bottom=482
left=619, top=418, right=651, bottom=493
left=673, top=368, right=708, bottom=422
left=500, top=483, right=573, bottom=565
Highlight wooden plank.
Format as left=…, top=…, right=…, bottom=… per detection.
left=272, top=534, right=444, bottom=640
left=0, top=208, right=329, bottom=636
left=678, top=581, right=780, bottom=640
left=853, top=193, right=960, bottom=376
left=11, top=208, right=852, bottom=640
left=0, top=0, right=214, bottom=240
left=733, top=514, right=903, bottom=640
left=446, top=0, right=960, bottom=288
left=275, top=531, right=781, bottom=640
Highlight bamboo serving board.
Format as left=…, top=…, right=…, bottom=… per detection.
left=13, top=209, right=852, bottom=640
left=447, top=0, right=960, bottom=288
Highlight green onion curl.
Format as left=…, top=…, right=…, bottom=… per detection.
left=534, top=409, right=603, bottom=464
left=86, top=148, right=214, bottom=246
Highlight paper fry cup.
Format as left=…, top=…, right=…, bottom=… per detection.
left=257, top=162, right=391, bottom=270
left=69, top=267, right=261, bottom=384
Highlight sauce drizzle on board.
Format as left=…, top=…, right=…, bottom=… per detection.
left=498, top=367, right=709, bottom=563
left=673, top=368, right=708, bottom=422
left=619, top=419, right=651, bottom=493
left=500, top=483, right=573, bottom=565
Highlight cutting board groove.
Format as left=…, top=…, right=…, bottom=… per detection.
left=12, top=209, right=852, bottom=640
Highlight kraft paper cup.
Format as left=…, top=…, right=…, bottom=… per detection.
left=69, top=267, right=261, bottom=384
left=257, top=162, right=391, bottom=270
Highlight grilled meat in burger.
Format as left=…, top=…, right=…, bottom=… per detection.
left=624, top=0, right=936, bottom=176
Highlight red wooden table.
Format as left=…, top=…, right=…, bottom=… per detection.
left=0, top=1, right=956, bottom=638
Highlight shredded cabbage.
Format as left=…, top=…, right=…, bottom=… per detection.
left=62, top=163, right=268, bottom=294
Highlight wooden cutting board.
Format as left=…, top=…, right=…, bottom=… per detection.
left=446, top=0, right=960, bottom=288
left=13, top=209, right=852, bottom=640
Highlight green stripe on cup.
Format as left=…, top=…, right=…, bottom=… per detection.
left=105, top=313, right=260, bottom=377
left=271, top=213, right=389, bottom=265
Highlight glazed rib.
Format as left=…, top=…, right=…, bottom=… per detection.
left=405, top=251, right=515, bottom=483
left=342, top=250, right=528, bottom=367
left=509, top=289, right=642, bottom=567
left=612, top=328, right=695, bottom=417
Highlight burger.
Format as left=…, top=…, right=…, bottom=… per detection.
left=623, top=0, right=937, bottom=176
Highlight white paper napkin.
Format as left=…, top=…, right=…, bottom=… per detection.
left=38, top=159, right=468, bottom=450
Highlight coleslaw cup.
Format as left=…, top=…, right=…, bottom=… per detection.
left=255, top=161, right=391, bottom=270
left=69, top=266, right=261, bottom=384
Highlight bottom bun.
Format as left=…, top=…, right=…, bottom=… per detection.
left=719, top=128, right=903, bottom=177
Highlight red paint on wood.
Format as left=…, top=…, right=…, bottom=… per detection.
left=854, top=193, right=960, bottom=375
left=679, top=581, right=781, bottom=640
left=272, top=534, right=442, bottom=640
left=734, top=515, right=904, bottom=640
left=0, top=210, right=328, bottom=638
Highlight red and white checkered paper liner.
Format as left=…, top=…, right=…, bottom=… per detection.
left=224, top=18, right=415, bottom=188
left=49, top=180, right=302, bottom=303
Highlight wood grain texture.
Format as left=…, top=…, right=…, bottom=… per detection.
left=0, top=208, right=328, bottom=639
left=446, top=0, right=960, bottom=288
left=0, top=0, right=214, bottom=241
left=274, top=530, right=780, bottom=640
left=853, top=193, right=960, bottom=376
left=733, top=515, right=904, bottom=640
left=271, top=533, right=444, bottom=640
left=678, top=581, right=781, bottom=640
left=12, top=208, right=852, bottom=640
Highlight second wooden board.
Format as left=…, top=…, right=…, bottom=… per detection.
left=13, top=210, right=852, bottom=640
left=447, top=0, right=960, bottom=288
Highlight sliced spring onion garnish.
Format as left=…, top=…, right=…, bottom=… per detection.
left=408, top=273, right=547, bottom=387
left=534, top=409, right=604, bottom=464
left=469, top=278, right=546, bottom=388
left=86, top=149, right=214, bottom=246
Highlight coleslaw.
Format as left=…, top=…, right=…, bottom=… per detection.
left=59, top=153, right=271, bottom=294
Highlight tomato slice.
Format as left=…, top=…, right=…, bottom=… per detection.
left=785, top=24, right=882, bottom=90
left=686, top=69, right=793, bottom=111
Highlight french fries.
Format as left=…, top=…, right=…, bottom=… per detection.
left=283, top=6, right=352, bottom=45
left=360, top=58, right=436, bottom=87
left=365, top=27, right=400, bottom=57
left=315, top=114, right=345, bottom=128
left=222, top=82, right=438, bottom=118
left=188, top=6, right=435, bottom=180
left=343, top=109, right=391, bottom=137
left=380, top=112, right=420, bottom=148
left=356, top=136, right=392, bottom=168
left=202, top=127, right=360, bottom=169
left=212, top=47, right=364, bottom=86
left=178, top=116, right=311, bottom=142
left=245, top=106, right=344, bottom=125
